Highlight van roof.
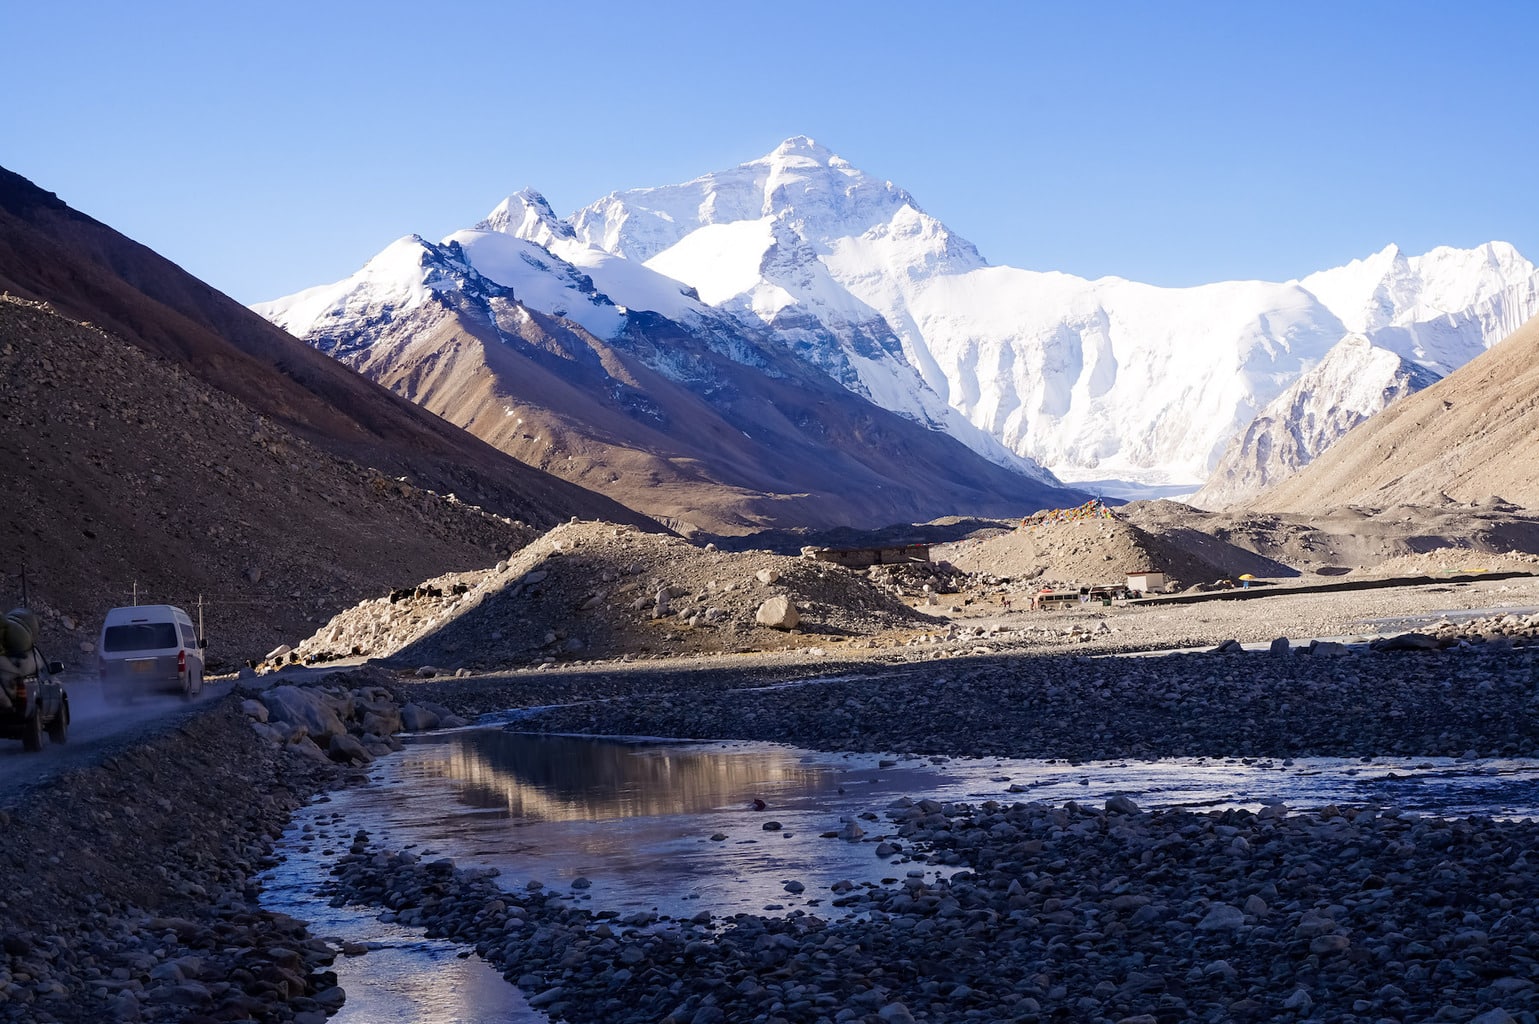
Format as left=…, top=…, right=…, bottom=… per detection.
left=102, top=604, right=192, bottom=624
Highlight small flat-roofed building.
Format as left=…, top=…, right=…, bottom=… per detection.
left=1126, top=571, right=1167, bottom=594
left=801, top=543, right=931, bottom=568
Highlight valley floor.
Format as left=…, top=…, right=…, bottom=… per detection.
left=3, top=576, right=1538, bottom=1023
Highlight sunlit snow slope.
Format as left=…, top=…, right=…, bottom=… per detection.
left=566, top=138, right=1539, bottom=490
left=259, top=138, right=1539, bottom=496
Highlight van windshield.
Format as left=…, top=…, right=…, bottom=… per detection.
left=103, top=623, right=180, bottom=652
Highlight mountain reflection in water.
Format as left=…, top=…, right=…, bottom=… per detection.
left=430, top=731, right=833, bottom=822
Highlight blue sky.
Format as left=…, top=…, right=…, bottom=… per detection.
left=5, top=1, right=1536, bottom=304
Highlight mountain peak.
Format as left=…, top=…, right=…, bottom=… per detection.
left=758, top=135, right=842, bottom=167
left=477, top=188, right=575, bottom=247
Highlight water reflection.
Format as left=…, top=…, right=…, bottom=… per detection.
left=265, top=728, right=1539, bottom=1022
left=335, top=729, right=1539, bottom=926
left=260, top=807, right=539, bottom=1024
left=433, top=732, right=835, bottom=822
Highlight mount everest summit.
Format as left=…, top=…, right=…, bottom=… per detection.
left=257, top=137, right=1539, bottom=518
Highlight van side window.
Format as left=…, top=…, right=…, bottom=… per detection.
left=180, top=624, right=197, bottom=647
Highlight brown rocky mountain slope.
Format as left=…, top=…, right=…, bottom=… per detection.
left=0, top=165, right=652, bottom=531
left=1253, top=313, right=1539, bottom=511
left=268, top=250, right=1086, bottom=537
left=0, top=295, right=544, bottom=665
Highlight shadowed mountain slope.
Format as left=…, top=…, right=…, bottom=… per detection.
left=0, top=165, right=653, bottom=531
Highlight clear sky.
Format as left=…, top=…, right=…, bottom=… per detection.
left=5, top=1, right=1536, bottom=305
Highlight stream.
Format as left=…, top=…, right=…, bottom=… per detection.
left=261, top=725, right=1539, bottom=1023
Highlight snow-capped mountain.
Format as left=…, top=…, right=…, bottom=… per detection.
left=253, top=200, right=1083, bottom=536
left=1191, top=334, right=1443, bottom=509
left=561, top=138, right=1539, bottom=490
left=257, top=136, right=1539, bottom=513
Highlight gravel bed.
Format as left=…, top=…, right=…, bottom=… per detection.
left=325, top=795, right=1539, bottom=1024
left=7, top=576, right=1539, bottom=1023
left=414, top=644, right=1539, bottom=763
left=0, top=700, right=346, bottom=1023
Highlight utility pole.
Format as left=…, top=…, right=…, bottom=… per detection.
left=132, top=580, right=138, bottom=606
left=19, top=563, right=28, bottom=607
left=197, top=594, right=205, bottom=644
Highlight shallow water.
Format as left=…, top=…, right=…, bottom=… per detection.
left=263, top=727, right=1539, bottom=1022
left=260, top=802, right=540, bottom=1023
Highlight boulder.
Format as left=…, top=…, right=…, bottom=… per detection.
left=400, top=703, right=441, bottom=732
left=355, top=696, right=401, bottom=735
left=327, top=733, right=373, bottom=765
left=286, top=736, right=331, bottom=763
left=1105, top=794, right=1140, bottom=815
left=1196, top=904, right=1246, bottom=931
left=755, top=596, right=800, bottom=630
left=1376, top=631, right=1441, bottom=651
left=360, top=711, right=398, bottom=737
left=261, top=686, right=347, bottom=740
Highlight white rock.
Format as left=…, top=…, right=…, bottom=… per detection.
left=756, top=596, right=800, bottom=630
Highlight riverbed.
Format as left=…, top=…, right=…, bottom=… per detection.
left=261, top=724, right=1539, bottom=1022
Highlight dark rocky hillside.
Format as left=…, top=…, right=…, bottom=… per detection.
left=0, top=296, right=539, bottom=664
left=0, top=165, right=653, bottom=532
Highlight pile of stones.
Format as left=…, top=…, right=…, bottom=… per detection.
left=281, top=520, right=935, bottom=671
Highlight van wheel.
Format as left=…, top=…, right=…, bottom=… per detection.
left=46, top=701, right=67, bottom=744
left=189, top=670, right=203, bottom=699
left=22, top=712, right=43, bottom=752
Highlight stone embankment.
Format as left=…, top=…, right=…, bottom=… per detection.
left=0, top=672, right=465, bottom=1024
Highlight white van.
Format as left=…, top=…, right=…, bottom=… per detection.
left=97, top=605, right=206, bottom=700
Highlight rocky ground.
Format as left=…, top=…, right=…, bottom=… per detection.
left=0, top=700, right=342, bottom=1023
left=1, top=295, right=539, bottom=669
left=326, top=792, right=1539, bottom=1024
left=265, top=502, right=1539, bottom=679
left=326, top=636, right=1539, bottom=1024
left=0, top=673, right=478, bottom=1024
left=1118, top=500, right=1539, bottom=581
left=6, top=545, right=1539, bottom=1023
left=280, top=519, right=941, bottom=671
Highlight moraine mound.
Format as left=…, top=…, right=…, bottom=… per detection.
left=933, top=506, right=1278, bottom=590
left=288, top=520, right=940, bottom=670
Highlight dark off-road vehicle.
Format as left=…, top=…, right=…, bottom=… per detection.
left=1, top=608, right=69, bottom=752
